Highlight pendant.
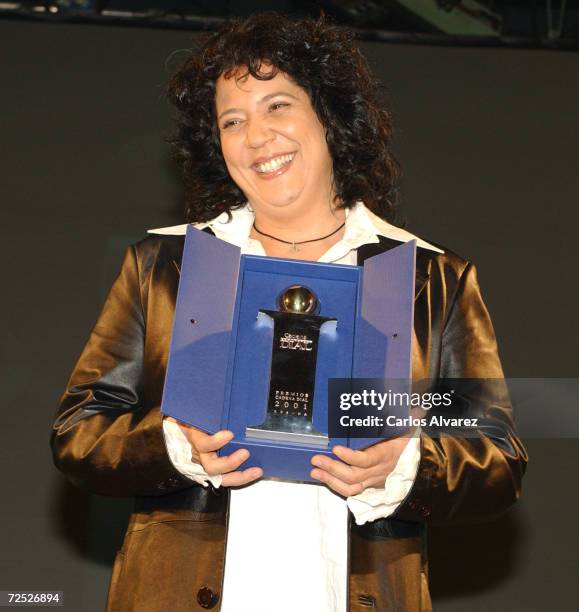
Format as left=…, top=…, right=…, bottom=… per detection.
left=291, top=241, right=300, bottom=252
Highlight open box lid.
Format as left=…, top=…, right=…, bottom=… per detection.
left=161, top=226, right=242, bottom=432
left=351, top=238, right=416, bottom=448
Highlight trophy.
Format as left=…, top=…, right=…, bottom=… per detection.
left=245, top=285, right=335, bottom=447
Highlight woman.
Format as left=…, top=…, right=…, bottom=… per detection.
left=51, top=13, right=527, bottom=612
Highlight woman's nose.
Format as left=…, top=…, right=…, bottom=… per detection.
left=245, top=118, right=274, bottom=149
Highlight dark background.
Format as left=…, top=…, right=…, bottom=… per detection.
left=1, top=18, right=578, bottom=611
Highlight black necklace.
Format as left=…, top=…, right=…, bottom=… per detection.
left=252, top=220, right=346, bottom=252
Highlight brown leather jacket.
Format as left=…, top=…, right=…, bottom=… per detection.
left=51, top=234, right=527, bottom=611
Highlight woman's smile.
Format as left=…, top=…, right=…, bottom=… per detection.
left=252, top=152, right=296, bottom=178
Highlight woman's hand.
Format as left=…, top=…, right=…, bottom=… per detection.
left=310, top=436, right=410, bottom=497
left=166, top=417, right=263, bottom=487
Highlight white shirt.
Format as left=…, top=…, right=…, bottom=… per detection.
left=149, top=202, right=442, bottom=612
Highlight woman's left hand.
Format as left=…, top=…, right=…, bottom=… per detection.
left=310, top=436, right=410, bottom=497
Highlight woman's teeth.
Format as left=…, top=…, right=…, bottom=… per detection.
left=254, top=153, right=295, bottom=174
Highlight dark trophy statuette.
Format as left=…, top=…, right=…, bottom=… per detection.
left=246, top=285, right=335, bottom=446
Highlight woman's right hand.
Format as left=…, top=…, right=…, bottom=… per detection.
left=165, top=417, right=263, bottom=487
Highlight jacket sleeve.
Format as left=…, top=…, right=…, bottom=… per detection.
left=393, top=262, right=528, bottom=524
left=50, top=244, right=193, bottom=497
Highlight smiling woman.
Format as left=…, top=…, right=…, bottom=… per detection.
left=51, top=11, right=527, bottom=612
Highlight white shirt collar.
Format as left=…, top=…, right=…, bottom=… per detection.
left=147, top=201, right=443, bottom=255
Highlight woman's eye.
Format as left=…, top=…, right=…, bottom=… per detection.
left=222, top=119, right=241, bottom=130
left=269, top=102, right=289, bottom=112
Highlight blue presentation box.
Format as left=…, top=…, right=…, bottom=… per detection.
left=161, top=226, right=416, bottom=482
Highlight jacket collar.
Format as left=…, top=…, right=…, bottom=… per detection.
left=150, top=203, right=439, bottom=298
left=147, top=201, right=443, bottom=256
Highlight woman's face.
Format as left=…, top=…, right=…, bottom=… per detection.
left=215, top=69, right=334, bottom=217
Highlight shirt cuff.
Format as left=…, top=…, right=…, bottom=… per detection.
left=162, top=418, right=223, bottom=488
left=346, top=431, right=421, bottom=525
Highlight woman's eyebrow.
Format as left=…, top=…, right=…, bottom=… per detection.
left=218, top=107, right=243, bottom=121
left=217, top=91, right=299, bottom=120
left=259, top=91, right=299, bottom=103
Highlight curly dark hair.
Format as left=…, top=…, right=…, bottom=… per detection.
left=166, top=12, right=402, bottom=224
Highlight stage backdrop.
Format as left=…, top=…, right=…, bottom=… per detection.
left=1, top=18, right=577, bottom=611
